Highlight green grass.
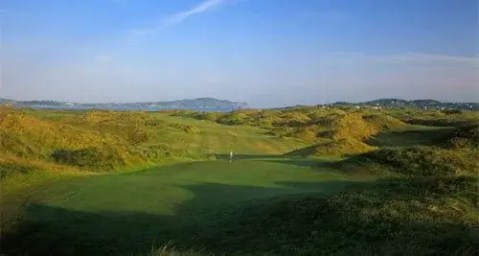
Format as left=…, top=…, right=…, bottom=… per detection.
left=1, top=108, right=478, bottom=255
left=151, top=114, right=305, bottom=156
left=197, top=176, right=478, bottom=255
left=2, top=157, right=366, bottom=255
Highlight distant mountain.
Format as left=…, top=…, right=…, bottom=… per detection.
left=331, top=98, right=479, bottom=110
left=1, top=98, right=248, bottom=112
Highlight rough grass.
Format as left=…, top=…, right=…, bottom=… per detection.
left=145, top=243, right=211, bottom=256
left=0, top=107, right=304, bottom=172
left=442, top=124, right=479, bottom=149
left=0, top=107, right=136, bottom=166
left=286, top=138, right=376, bottom=157
left=361, top=146, right=478, bottom=176
left=192, top=176, right=478, bottom=256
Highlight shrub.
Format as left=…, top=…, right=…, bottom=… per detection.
left=51, top=147, right=125, bottom=170
left=0, top=162, right=37, bottom=180
left=194, top=112, right=222, bottom=122
left=363, top=147, right=478, bottom=176
left=443, top=125, right=478, bottom=149
left=290, top=126, right=318, bottom=142
left=169, top=123, right=201, bottom=134
left=273, top=112, right=312, bottom=127
left=138, top=144, right=189, bottom=159
left=128, top=127, right=151, bottom=145
left=217, top=112, right=251, bottom=125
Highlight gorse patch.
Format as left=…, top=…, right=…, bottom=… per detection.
left=51, top=148, right=125, bottom=170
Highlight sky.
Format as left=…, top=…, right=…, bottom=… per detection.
left=1, top=0, right=478, bottom=107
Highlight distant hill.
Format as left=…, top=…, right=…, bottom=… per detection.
left=331, top=98, right=479, bottom=110
left=2, top=97, right=477, bottom=111
left=0, top=98, right=248, bottom=112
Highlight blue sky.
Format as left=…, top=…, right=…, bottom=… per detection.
left=1, top=0, right=478, bottom=107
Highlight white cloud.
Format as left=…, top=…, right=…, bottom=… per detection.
left=164, top=0, right=224, bottom=25
left=128, top=0, right=226, bottom=37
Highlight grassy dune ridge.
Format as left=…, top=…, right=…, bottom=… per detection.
left=0, top=105, right=478, bottom=255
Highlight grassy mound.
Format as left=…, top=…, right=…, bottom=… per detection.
left=442, top=125, right=479, bottom=149
left=197, top=176, right=478, bottom=255
left=328, top=113, right=379, bottom=140
left=287, top=138, right=376, bottom=157
left=281, top=113, right=404, bottom=156
left=0, top=108, right=132, bottom=160
left=324, top=113, right=405, bottom=141
left=361, top=146, right=478, bottom=176
left=287, top=126, right=318, bottom=142
left=363, top=113, right=406, bottom=130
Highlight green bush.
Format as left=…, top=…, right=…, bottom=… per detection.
left=443, top=125, right=478, bottom=149
left=194, top=112, right=222, bottom=122
left=128, top=127, right=151, bottom=145
left=217, top=112, right=251, bottom=125
left=51, top=147, right=125, bottom=170
left=363, top=147, right=478, bottom=176
left=0, top=162, right=37, bottom=180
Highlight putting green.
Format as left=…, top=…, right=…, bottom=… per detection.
left=3, top=157, right=367, bottom=255
left=39, top=158, right=356, bottom=213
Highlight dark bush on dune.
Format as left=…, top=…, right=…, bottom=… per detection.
left=442, top=125, right=479, bottom=149
left=362, top=147, right=477, bottom=176
left=0, top=162, right=38, bottom=180
left=51, top=147, right=125, bottom=170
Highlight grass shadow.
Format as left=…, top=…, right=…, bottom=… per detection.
left=3, top=177, right=476, bottom=255
left=213, top=153, right=284, bottom=160
left=0, top=179, right=356, bottom=256
left=367, top=127, right=455, bottom=147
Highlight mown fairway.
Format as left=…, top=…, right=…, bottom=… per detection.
left=2, top=157, right=366, bottom=255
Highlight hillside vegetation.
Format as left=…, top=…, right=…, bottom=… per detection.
left=1, top=106, right=302, bottom=177
left=1, top=105, right=478, bottom=255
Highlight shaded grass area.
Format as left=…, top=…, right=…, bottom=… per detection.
left=2, top=161, right=360, bottom=255
left=3, top=176, right=477, bottom=256
left=367, top=126, right=455, bottom=147
left=198, top=176, right=478, bottom=256
left=1, top=159, right=359, bottom=255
